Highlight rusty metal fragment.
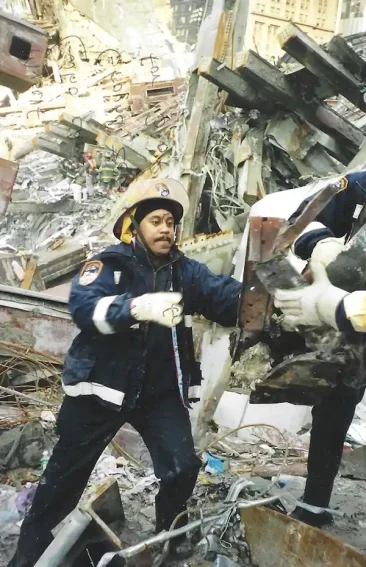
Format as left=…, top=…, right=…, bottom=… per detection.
left=0, top=11, right=48, bottom=92
left=241, top=506, right=366, bottom=567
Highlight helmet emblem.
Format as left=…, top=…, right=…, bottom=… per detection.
left=156, top=182, right=170, bottom=197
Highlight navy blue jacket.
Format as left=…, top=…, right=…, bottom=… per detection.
left=62, top=242, right=240, bottom=410
left=293, top=171, right=366, bottom=260
left=292, top=170, right=366, bottom=333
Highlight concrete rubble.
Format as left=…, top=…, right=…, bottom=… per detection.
left=1, top=0, right=366, bottom=565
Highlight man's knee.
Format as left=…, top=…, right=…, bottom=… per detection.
left=161, top=455, right=201, bottom=490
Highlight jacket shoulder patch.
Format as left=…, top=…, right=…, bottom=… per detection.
left=79, top=261, right=103, bottom=286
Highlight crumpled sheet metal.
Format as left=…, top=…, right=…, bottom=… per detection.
left=265, top=115, right=319, bottom=161
left=241, top=506, right=366, bottom=567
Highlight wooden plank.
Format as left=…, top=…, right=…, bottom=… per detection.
left=199, top=57, right=273, bottom=112
left=235, top=50, right=364, bottom=154
left=278, top=22, right=365, bottom=112
left=327, top=35, right=366, bottom=81
left=21, top=257, right=38, bottom=290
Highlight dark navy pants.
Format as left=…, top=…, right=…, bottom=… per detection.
left=304, top=384, right=365, bottom=507
left=8, top=392, right=200, bottom=567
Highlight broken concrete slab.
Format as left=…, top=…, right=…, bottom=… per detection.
left=7, top=197, right=82, bottom=214
left=341, top=446, right=366, bottom=481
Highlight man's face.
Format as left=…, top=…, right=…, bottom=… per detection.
left=138, top=209, right=175, bottom=256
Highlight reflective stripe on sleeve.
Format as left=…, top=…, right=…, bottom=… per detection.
left=188, top=385, right=201, bottom=399
left=343, top=291, right=366, bottom=332
left=92, top=296, right=117, bottom=334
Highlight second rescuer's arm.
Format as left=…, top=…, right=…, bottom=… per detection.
left=274, top=263, right=366, bottom=333
left=292, top=172, right=366, bottom=261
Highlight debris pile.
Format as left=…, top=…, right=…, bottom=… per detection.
left=0, top=2, right=188, bottom=290
left=195, top=25, right=366, bottom=237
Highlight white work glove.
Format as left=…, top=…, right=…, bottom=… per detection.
left=274, top=263, right=348, bottom=330
left=311, top=237, right=344, bottom=268
left=130, top=292, right=183, bottom=328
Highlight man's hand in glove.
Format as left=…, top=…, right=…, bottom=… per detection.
left=130, top=292, right=183, bottom=328
left=311, top=237, right=344, bottom=267
left=274, top=263, right=348, bottom=330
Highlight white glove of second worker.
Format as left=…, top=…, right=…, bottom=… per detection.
left=130, top=292, right=183, bottom=328
left=274, top=263, right=348, bottom=330
left=311, top=237, right=345, bottom=268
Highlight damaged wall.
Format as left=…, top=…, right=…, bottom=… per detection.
left=69, top=0, right=190, bottom=76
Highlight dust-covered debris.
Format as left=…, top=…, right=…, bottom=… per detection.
left=230, top=343, right=273, bottom=392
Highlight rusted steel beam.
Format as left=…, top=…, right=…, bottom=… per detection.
left=199, top=57, right=273, bottom=112
left=328, top=34, right=366, bottom=81
left=278, top=22, right=366, bottom=112
left=235, top=50, right=364, bottom=154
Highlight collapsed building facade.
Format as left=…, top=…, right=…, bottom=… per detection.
left=1, top=1, right=366, bottom=566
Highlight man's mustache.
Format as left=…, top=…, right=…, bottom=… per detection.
left=155, top=236, right=172, bottom=242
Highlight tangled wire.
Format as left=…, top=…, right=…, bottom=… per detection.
left=0, top=341, right=63, bottom=427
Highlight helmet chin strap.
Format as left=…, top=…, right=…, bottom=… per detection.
left=130, top=215, right=154, bottom=255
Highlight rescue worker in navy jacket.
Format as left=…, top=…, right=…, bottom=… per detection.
left=8, top=178, right=241, bottom=567
left=273, top=170, right=366, bottom=528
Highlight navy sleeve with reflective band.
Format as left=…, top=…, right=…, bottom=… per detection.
left=292, top=171, right=366, bottom=260
left=69, top=260, right=135, bottom=334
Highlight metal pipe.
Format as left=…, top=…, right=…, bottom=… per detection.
left=34, top=509, right=92, bottom=567
left=96, top=494, right=283, bottom=567
left=225, top=478, right=253, bottom=503
left=237, top=494, right=282, bottom=509
left=96, top=513, right=224, bottom=567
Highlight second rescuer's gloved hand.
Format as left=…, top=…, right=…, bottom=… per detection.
left=130, top=292, right=183, bottom=328
left=311, top=237, right=345, bottom=267
left=274, top=263, right=348, bottom=330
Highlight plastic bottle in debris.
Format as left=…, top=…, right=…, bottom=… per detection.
left=40, top=450, right=50, bottom=472
left=274, top=474, right=307, bottom=490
